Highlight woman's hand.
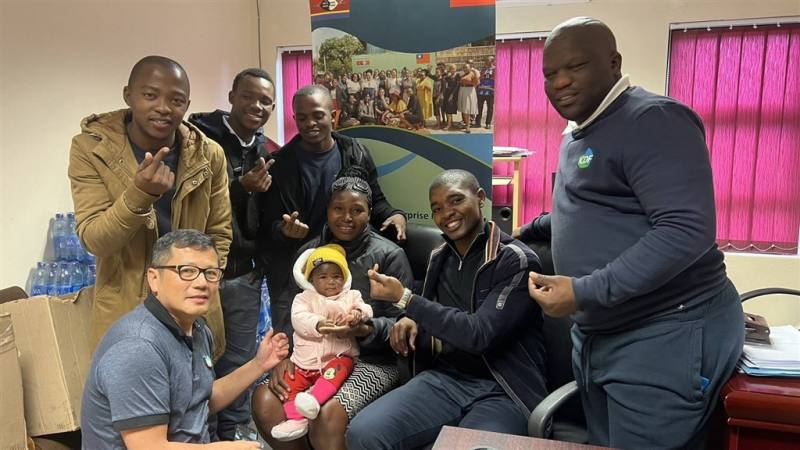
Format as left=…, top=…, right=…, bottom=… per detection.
left=318, top=321, right=373, bottom=339
left=267, top=358, right=295, bottom=402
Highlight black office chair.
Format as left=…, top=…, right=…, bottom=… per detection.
left=740, top=287, right=800, bottom=303
left=403, top=223, right=445, bottom=294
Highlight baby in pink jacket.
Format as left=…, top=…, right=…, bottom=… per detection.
left=271, top=243, right=373, bottom=442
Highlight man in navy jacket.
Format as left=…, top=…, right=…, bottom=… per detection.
left=346, top=170, right=547, bottom=450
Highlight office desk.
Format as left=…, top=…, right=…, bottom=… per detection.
left=493, top=155, right=528, bottom=230
left=432, top=426, right=609, bottom=450
left=721, top=373, right=800, bottom=449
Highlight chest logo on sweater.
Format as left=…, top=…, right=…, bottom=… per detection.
left=577, top=148, right=594, bottom=169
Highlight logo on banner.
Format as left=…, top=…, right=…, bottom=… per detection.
left=311, top=0, right=350, bottom=21
left=356, top=60, right=371, bottom=66
left=415, top=53, right=430, bottom=64
left=450, top=0, right=495, bottom=7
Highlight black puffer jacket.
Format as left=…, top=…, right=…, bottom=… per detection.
left=273, top=226, right=413, bottom=354
left=256, top=132, right=404, bottom=299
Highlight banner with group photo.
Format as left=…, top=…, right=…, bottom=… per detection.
left=309, top=0, right=496, bottom=224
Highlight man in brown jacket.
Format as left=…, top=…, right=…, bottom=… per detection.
left=68, top=55, right=232, bottom=359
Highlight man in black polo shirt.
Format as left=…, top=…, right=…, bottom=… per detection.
left=81, top=229, right=289, bottom=450
left=190, top=68, right=277, bottom=440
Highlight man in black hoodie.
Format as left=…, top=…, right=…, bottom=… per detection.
left=189, top=67, right=276, bottom=441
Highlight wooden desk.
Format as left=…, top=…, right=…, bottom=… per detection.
left=721, top=373, right=800, bottom=449
left=432, top=426, right=610, bottom=450
left=493, top=155, right=527, bottom=230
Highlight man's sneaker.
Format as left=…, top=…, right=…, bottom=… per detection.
left=271, top=419, right=309, bottom=441
left=295, top=391, right=321, bottom=419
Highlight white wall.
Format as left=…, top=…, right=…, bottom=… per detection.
left=257, top=0, right=312, bottom=141
left=0, top=0, right=259, bottom=289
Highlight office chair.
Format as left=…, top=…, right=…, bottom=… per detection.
left=403, top=223, right=445, bottom=294
left=740, top=287, right=800, bottom=303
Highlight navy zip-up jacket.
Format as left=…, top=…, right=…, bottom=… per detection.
left=406, top=221, right=548, bottom=414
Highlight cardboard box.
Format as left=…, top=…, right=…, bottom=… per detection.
left=0, top=313, right=29, bottom=449
left=0, top=289, right=93, bottom=437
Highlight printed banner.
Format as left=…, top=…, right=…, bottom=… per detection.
left=309, top=0, right=496, bottom=224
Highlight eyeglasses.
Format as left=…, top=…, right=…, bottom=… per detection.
left=152, top=265, right=224, bottom=282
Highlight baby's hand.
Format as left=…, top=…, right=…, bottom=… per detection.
left=345, top=310, right=363, bottom=326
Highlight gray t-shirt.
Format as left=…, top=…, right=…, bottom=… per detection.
left=80, top=295, right=215, bottom=449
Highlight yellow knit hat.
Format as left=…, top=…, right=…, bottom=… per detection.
left=304, top=244, right=349, bottom=280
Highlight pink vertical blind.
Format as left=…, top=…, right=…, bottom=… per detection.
left=281, top=50, right=313, bottom=143
left=669, top=24, right=800, bottom=254
left=493, top=39, right=567, bottom=223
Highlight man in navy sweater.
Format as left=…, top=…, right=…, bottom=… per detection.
left=521, top=17, right=743, bottom=449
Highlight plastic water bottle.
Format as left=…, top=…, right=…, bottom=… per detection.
left=256, top=277, right=272, bottom=347
left=65, top=235, right=78, bottom=262
left=53, top=213, right=67, bottom=261
left=56, top=263, right=72, bottom=295
left=83, top=252, right=96, bottom=265
left=69, top=262, right=85, bottom=292
left=86, top=264, right=96, bottom=286
left=45, top=262, right=59, bottom=296
left=31, top=262, right=49, bottom=296
left=66, top=213, right=83, bottom=261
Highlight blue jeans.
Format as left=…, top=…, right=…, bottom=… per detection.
left=346, top=369, right=528, bottom=450
left=572, top=280, right=744, bottom=449
left=213, top=272, right=261, bottom=440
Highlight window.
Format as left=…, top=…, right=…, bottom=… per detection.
left=668, top=22, right=800, bottom=254
left=276, top=48, right=313, bottom=144
left=493, top=37, right=566, bottom=222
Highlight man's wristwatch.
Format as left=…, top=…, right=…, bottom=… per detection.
left=397, top=288, right=413, bottom=309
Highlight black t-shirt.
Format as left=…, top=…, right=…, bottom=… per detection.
left=296, top=142, right=342, bottom=235
left=433, top=224, right=491, bottom=379
left=128, top=137, right=180, bottom=236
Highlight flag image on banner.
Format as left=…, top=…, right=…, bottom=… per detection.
left=415, top=53, right=430, bottom=64
left=310, top=0, right=350, bottom=21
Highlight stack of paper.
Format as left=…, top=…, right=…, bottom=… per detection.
left=492, top=146, right=532, bottom=157
left=739, top=325, right=800, bottom=377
